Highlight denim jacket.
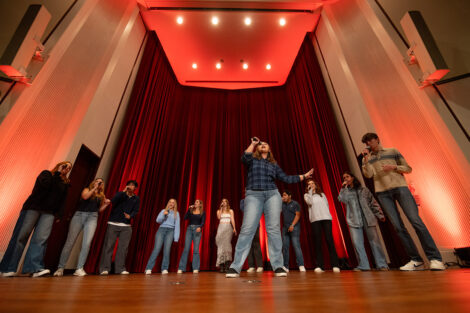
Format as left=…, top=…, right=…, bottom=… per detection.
left=338, top=186, right=384, bottom=227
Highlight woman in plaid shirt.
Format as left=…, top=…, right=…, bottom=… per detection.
left=226, top=137, right=313, bottom=278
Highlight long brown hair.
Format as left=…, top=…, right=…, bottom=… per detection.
left=87, top=178, right=106, bottom=203
left=51, top=161, right=72, bottom=184
left=253, top=146, right=277, bottom=164
left=191, top=199, right=204, bottom=215
left=219, top=198, right=231, bottom=214
left=305, top=179, right=324, bottom=197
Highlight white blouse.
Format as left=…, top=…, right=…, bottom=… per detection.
left=303, top=191, right=332, bottom=223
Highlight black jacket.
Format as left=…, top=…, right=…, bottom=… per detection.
left=22, top=170, right=70, bottom=217
left=108, top=191, right=140, bottom=224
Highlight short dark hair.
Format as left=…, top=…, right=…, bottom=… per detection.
left=282, top=190, right=292, bottom=196
left=126, top=180, right=138, bottom=188
left=361, top=132, right=379, bottom=144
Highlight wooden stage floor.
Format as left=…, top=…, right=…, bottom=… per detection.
left=1, top=269, right=470, bottom=313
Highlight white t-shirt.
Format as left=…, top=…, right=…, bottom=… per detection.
left=303, top=191, right=332, bottom=223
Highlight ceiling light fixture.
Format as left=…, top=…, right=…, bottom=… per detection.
left=243, top=63, right=248, bottom=70
left=266, top=64, right=271, bottom=70
left=192, top=63, right=197, bottom=69
left=176, top=16, right=183, bottom=24
left=279, top=18, right=286, bottom=26
left=244, top=17, right=252, bottom=26
left=212, top=16, right=219, bottom=25
left=216, top=62, right=222, bottom=69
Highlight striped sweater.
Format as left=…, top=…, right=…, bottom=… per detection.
left=362, top=147, right=412, bottom=192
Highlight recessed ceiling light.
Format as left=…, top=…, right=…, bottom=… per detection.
left=216, top=63, right=222, bottom=69
left=176, top=16, right=183, bottom=24
left=279, top=18, right=286, bottom=26
left=212, top=16, right=219, bottom=25
left=266, top=64, right=271, bottom=70
left=243, top=63, right=248, bottom=70
left=244, top=17, right=252, bottom=26
left=192, top=63, right=197, bottom=69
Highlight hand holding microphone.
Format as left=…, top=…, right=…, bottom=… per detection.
left=251, top=137, right=260, bottom=145
left=362, top=147, right=371, bottom=162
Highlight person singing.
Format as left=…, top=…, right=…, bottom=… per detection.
left=226, top=137, right=313, bottom=278
left=215, top=199, right=237, bottom=272
left=54, top=178, right=111, bottom=276
left=177, top=200, right=205, bottom=273
left=145, top=199, right=180, bottom=274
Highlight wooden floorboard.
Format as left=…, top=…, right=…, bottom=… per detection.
left=1, top=269, right=470, bottom=313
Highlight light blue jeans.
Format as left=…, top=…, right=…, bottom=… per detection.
left=58, top=211, right=98, bottom=269
left=146, top=227, right=174, bottom=271
left=178, top=225, right=202, bottom=271
left=230, top=189, right=283, bottom=273
left=2, top=210, right=55, bottom=273
left=349, top=226, right=388, bottom=270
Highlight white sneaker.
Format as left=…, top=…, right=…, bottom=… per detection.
left=283, top=266, right=290, bottom=273
left=299, top=266, right=306, bottom=272
left=193, top=270, right=199, bottom=274
left=430, top=260, right=446, bottom=271
left=400, top=260, right=424, bottom=271
left=100, top=271, right=109, bottom=275
left=256, top=267, right=264, bottom=273
left=32, top=269, right=50, bottom=278
left=162, top=270, right=169, bottom=274
left=333, top=267, right=341, bottom=273
left=145, top=270, right=152, bottom=275
left=120, top=271, right=130, bottom=275
left=74, top=268, right=87, bottom=276
left=246, top=267, right=255, bottom=273
left=53, top=268, right=64, bottom=277
left=314, top=267, right=324, bottom=273
left=2, top=272, right=16, bottom=277
left=177, top=270, right=183, bottom=274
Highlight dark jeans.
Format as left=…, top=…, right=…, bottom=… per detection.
left=247, top=226, right=263, bottom=268
left=0, top=210, right=27, bottom=272
left=311, top=220, right=339, bottom=269
left=282, top=225, right=304, bottom=267
left=99, top=224, right=132, bottom=273
left=376, top=186, right=441, bottom=262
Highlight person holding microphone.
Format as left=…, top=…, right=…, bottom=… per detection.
left=145, top=199, right=180, bottom=274
left=226, top=137, right=313, bottom=278
left=99, top=180, right=140, bottom=275
left=338, top=171, right=389, bottom=271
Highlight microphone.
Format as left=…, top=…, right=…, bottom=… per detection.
left=189, top=205, right=195, bottom=209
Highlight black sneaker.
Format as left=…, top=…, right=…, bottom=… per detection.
left=225, top=268, right=240, bottom=278
left=274, top=267, right=288, bottom=277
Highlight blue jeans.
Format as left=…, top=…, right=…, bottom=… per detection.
left=1, top=210, right=55, bottom=273
left=178, top=225, right=202, bottom=271
left=376, top=187, right=441, bottom=262
left=230, top=189, right=283, bottom=273
left=0, top=210, right=27, bottom=272
left=146, top=227, right=174, bottom=271
left=282, top=225, right=304, bottom=267
left=58, top=211, right=98, bottom=269
left=350, top=226, right=388, bottom=269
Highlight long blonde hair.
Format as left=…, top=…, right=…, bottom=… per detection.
left=165, top=199, right=178, bottom=215
left=51, top=161, right=72, bottom=183
left=88, top=178, right=106, bottom=203
left=253, top=147, right=277, bottom=164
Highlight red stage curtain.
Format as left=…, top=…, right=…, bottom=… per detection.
left=85, top=32, right=355, bottom=273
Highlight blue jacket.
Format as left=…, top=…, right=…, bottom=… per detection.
left=338, top=186, right=384, bottom=227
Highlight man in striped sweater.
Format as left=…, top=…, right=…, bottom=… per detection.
left=361, top=133, right=445, bottom=271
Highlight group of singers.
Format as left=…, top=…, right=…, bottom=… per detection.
left=0, top=133, right=446, bottom=278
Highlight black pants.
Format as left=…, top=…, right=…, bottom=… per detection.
left=247, top=226, right=263, bottom=268
left=99, top=224, right=132, bottom=273
left=311, top=220, right=339, bottom=269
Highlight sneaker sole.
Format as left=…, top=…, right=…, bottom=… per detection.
left=274, top=273, right=288, bottom=277
left=225, top=274, right=239, bottom=278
